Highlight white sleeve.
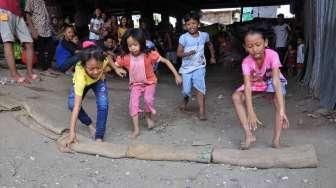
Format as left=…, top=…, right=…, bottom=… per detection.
left=297, top=45, right=304, bottom=64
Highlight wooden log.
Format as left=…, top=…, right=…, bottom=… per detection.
left=127, top=144, right=213, bottom=163
left=212, top=145, right=318, bottom=169
left=57, top=133, right=128, bottom=159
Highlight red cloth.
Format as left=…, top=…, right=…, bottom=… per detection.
left=0, top=0, right=21, bottom=16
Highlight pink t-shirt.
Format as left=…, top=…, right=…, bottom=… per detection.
left=116, top=51, right=161, bottom=84
left=236, top=48, right=286, bottom=92
left=242, top=48, right=284, bottom=82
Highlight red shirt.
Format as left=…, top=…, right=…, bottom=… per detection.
left=0, top=0, right=21, bottom=16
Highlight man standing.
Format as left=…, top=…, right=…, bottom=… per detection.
left=273, top=13, right=291, bottom=65
left=25, top=0, right=54, bottom=72
left=0, top=0, right=37, bottom=83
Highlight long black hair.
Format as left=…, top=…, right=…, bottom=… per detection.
left=120, top=28, right=147, bottom=56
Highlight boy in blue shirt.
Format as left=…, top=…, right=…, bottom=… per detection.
left=177, top=11, right=216, bottom=120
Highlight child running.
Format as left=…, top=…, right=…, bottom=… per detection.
left=66, top=43, right=126, bottom=146
left=114, top=28, right=182, bottom=139
left=232, top=26, right=289, bottom=150
left=176, top=11, right=216, bottom=120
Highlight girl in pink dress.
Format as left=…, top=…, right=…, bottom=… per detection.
left=232, top=27, right=289, bottom=150
left=115, top=28, right=182, bottom=139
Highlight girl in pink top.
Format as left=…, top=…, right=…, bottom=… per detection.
left=232, top=27, right=289, bottom=150
left=115, top=28, right=182, bottom=139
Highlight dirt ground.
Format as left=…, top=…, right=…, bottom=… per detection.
left=1, top=64, right=336, bottom=188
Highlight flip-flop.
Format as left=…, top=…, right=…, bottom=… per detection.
left=14, top=76, right=28, bottom=84
left=26, top=74, right=38, bottom=82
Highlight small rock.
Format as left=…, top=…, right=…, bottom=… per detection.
left=30, top=156, right=35, bottom=161
left=265, top=179, right=272, bottom=183
left=281, top=176, right=289, bottom=180
left=125, top=171, right=130, bottom=176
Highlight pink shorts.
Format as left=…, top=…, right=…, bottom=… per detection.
left=129, top=84, right=156, bottom=117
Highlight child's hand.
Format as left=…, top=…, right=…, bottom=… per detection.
left=280, top=111, right=289, bottom=129
left=247, top=113, right=263, bottom=131
left=175, top=74, right=182, bottom=86
left=209, top=57, right=216, bottom=64
left=115, top=68, right=127, bottom=78
left=65, top=131, right=77, bottom=147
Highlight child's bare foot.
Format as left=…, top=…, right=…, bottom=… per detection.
left=95, top=138, right=103, bottom=142
left=88, top=125, right=96, bottom=139
left=129, top=130, right=140, bottom=139
left=198, top=113, right=207, bottom=121
left=179, top=96, right=189, bottom=111
left=271, top=139, right=281, bottom=148
left=147, top=118, right=155, bottom=129
left=240, top=135, right=256, bottom=150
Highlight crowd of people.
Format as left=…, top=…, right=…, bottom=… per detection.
left=1, top=0, right=306, bottom=150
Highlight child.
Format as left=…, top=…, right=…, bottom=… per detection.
left=232, top=26, right=289, bottom=150
left=114, top=28, right=182, bottom=139
left=65, top=44, right=126, bottom=146
left=283, top=42, right=297, bottom=76
left=296, top=37, right=305, bottom=76
left=117, top=16, right=128, bottom=43
left=176, top=11, right=216, bottom=120
left=89, top=8, right=104, bottom=41
left=54, top=24, right=81, bottom=73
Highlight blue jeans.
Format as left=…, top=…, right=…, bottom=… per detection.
left=54, top=54, right=80, bottom=73
left=68, top=80, right=109, bottom=139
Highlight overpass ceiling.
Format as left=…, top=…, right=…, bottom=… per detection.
left=101, top=0, right=291, bottom=8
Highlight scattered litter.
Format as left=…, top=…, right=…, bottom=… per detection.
left=217, top=94, right=224, bottom=99
left=302, top=179, right=309, bottom=183
left=307, top=113, right=320, bottom=119
left=30, top=156, right=35, bottom=161
left=95, top=154, right=100, bottom=158
left=125, top=171, right=130, bottom=176
left=94, top=170, right=99, bottom=175
left=222, top=181, right=227, bottom=184
left=265, top=179, right=272, bottom=183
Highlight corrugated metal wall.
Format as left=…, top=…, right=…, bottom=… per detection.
left=303, top=0, right=336, bottom=109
